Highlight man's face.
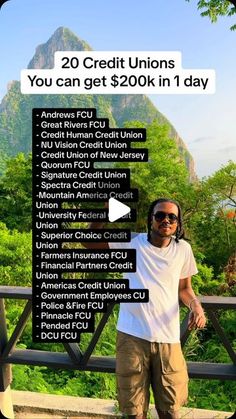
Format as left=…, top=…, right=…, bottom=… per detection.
left=151, top=202, right=179, bottom=238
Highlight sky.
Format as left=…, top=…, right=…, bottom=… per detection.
left=0, top=0, right=235, bottom=178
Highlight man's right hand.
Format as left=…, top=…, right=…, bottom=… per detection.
left=81, top=202, right=109, bottom=249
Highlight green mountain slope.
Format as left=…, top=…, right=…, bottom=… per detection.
left=0, top=27, right=196, bottom=178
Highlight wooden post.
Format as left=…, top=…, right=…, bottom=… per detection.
left=0, top=299, right=14, bottom=418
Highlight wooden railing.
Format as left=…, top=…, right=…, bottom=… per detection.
left=0, top=287, right=236, bottom=393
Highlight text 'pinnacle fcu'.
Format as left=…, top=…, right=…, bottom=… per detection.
left=32, top=108, right=149, bottom=342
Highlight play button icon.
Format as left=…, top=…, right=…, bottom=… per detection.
left=108, top=198, right=131, bottom=222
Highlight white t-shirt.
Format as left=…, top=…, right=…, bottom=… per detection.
left=109, top=233, right=198, bottom=343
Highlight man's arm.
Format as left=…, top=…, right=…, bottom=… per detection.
left=179, top=277, right=206, bottom=330
left=81, top=202, right=109, bottom=249
left=81, top=221, right=109, bottom=249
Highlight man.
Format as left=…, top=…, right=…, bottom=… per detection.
left=83, top=198, right=206, bottom=419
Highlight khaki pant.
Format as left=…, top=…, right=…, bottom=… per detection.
left=116, top=332, right=188, bottom=416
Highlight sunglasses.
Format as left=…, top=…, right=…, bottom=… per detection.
left=153, top=211, right=178, bottom=223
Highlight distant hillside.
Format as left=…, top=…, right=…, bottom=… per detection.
left=0, top=27, right=196, bottom=179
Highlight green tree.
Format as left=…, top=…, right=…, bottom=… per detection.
left=0, top=222, right=32, bottom=286
left=187, top=162, right=236, bottom=274
left=205, top=160, right=236, bottom=207
left=0, top=153, right=32, bottom=231
left=186, top=0, right=236, bottom=30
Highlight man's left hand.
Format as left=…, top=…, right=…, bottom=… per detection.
left=188, top=303, right=206, bottom=330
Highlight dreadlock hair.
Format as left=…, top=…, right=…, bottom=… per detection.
left=147, top=198, right=185, bottom=244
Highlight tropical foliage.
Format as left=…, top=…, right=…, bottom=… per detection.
left=186, top=0, right=236, bottom=30
left=0, top=121, right=235, bottom=412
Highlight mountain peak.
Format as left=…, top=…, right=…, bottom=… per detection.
left=53, top=26, right=68, bottom=36
left=27, top=27, right=92, bottom=69
left=0, top=26, right=196, bottom=180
